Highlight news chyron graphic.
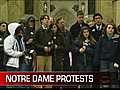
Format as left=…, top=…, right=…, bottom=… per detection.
left=0, top=72, right=102, bottom=85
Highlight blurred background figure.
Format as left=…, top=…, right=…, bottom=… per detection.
left=106, top=18, right=116, bottom=27
left=106, top=18, right=114, bottom=24
left=86, top=19, right=94, bottom=27
left=19, top=21, right=26, bottom=29
left=117, top=25, right=120, bottom=35
left=48, top=17, right=55, bottom=26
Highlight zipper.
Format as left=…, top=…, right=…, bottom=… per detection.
left=84, top=53, right=86, bottom=66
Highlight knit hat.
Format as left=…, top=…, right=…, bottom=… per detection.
left=0, top=20, right=7, bottom=25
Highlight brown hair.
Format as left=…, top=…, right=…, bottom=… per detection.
left=78, top=26, right=97, bottom=45
left=40, top=14, right=49, bottom=24
left=102, top=23, right=118, bottom=36
left=77, top=10, right=84, bottom=16
left=56, top=17, right=63, bottom=24
left=49, top=22, right=61, bottom=33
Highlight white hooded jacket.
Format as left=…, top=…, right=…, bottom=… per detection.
left=4, top=23, right=25, bottom=68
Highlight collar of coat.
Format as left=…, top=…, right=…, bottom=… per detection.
left=102, top=34, right=120, bottom=39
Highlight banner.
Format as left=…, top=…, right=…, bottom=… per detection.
left=0, top=72, right=103, bottom=85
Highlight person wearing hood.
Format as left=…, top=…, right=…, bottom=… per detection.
left=3, top=23, right=30, bottom=88
left=22, top=16, right=36, bottom=72
left=23, top=16, right=35, bottom=50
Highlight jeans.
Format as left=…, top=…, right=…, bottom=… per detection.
left=78, top=63, right=92, bottom=88
left=6, top=64, right=30, bottom=89
left=100, top=60, right=119, bottom=88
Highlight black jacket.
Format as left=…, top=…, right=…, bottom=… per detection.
left=70, top=21, right=89, bottom=40
left=33, top=26, right=54, bottom=56
left=94, top=35, right=120, bottom=65
left=0, top=31, right=8, bottom=60
left=61, top=30, right=74, bottom=54
left=23, top=16, right=36, bottom=50
left=90, top=23, right=105, bottom=42
left=71, top=40, right=96, bottom=65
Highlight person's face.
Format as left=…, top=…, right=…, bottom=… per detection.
left=0, top=23, right=7, bottom=32
left=83, top=29, right=89, bottom=39
left=94, top=16, right=103, bottom=25
left=29, top=21, right=34, bottom=28
left=41, top=16, right=49, bottom=26
left=77, top=15, right=84, bottom=24
left=48, top=17, right=54, bottom=26
left=106, top=25, right=114, bottom=36
left=57, top=18, right=65, bottom=29
left=16, top=29, right=23, bottom=36
left=51, top=25, right=57, bottom=33
left=88, top=21, right=94, bottom=27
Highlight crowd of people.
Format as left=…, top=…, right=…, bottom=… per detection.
left=0, top=10, right=120, bottom=89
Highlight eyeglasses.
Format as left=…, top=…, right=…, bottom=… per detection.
left=1, top=25, right=7, bottom=27
left=107, top=27, right=114, bottom=29
left=44, top=18, right=49, bottom=20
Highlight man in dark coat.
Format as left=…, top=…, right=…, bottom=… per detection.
left=90, top=13, right=105, bottom=42
left=70, top=11, right=89, bottom=72
left=90, top=13, right=105, bottom=88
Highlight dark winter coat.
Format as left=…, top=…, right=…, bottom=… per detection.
left=71, top=40, right=96, bottom=66
left=23, top=16, right=36, bottom=50
left=33, top=26, right=54, bottom=56
left=70, top=21, right=89, bottom=40
left=0, top=31, right=8, bottom=60
left=94, top=34, right=120, bottom=65
left=61, top=30, right=74, bottom=55
left=90, top=23, right=105, bottom=41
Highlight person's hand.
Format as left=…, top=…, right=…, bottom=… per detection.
left=22, top=49, right=30, bottom=55
left=26, top=39, right=33, bottom=44
left=44, top=46, right=51, bottom=52
left=55, top=45, right=58, bottom=49
left=79, top=48, right=85, bottom=53
left=82, top=46, right=86, bottom=50
left=79, top=46, right=86, bottom=53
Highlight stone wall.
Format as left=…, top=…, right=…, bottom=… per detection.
left=0, top=0, right=120, bottom=28
left=0, top=0, right=8, bottom=22
left=115, top=1, right=120, bottom=26
left=0, top=0, right=42, bottom=29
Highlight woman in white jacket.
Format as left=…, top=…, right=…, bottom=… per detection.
left=4, top=23, right=29, bottom=88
